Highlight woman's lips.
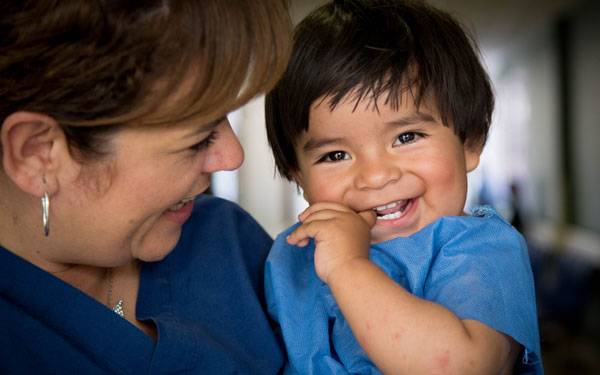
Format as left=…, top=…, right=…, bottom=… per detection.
left=164, top=197, right=195, bottom=225
left=168, top=197, right=193, bottom=211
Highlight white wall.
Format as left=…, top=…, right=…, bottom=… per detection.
left=212, top=97, right=299, bottom=237
left=212, top=0, right=325, bottom=237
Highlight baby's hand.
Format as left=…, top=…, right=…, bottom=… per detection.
left=286, top=202, right=376, bottom=284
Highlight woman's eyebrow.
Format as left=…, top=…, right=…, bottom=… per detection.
left=180, top=117, right=224, bottom=139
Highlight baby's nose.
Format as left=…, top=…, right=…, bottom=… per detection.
left=354, top=158, right=401, bottom=190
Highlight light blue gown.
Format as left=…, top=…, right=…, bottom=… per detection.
left=266, top=206, right=543, bottom=374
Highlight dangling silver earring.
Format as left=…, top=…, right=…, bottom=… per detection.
left=41, top=192, right=50, bottom=237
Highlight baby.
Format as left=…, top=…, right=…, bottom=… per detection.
left=264, top=0, right=542, bottom=374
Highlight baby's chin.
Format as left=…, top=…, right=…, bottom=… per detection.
left=370, top=209, right=469, bottom=243
left=369, top=226, right=418, bottom=244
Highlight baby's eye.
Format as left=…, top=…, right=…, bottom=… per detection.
left=394, top=131, right=423, bottom=145
left=317, top=150, right=350, bottom=163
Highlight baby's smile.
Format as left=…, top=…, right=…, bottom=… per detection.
left=373, top=199, right=414, bottom=221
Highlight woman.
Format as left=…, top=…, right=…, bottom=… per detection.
left=0, top=1, right=291, bottom=372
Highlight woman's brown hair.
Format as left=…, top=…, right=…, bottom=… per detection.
left=1, top=0, right=291, bottom=157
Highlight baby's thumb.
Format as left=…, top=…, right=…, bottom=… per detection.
left=358, top=209, right=377, bottom=227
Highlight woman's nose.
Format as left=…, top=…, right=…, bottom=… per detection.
left=202, top=119, right=244, bottom=173
left=354, top=157, right=401, bottom=190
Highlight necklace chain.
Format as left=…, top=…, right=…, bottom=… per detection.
left=106, top=268, right=125, bottom=318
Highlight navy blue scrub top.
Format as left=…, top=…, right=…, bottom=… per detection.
left=1, top=195, right=285, bottom=374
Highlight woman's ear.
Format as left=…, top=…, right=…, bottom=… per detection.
left=1, top=111, right=68, bottom=196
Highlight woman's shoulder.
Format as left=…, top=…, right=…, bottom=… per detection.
left=192, top=194, right=250, bottom=217
left=174, top=194, right=272, bottom=263
left=188, top=194, right=269, bottom=236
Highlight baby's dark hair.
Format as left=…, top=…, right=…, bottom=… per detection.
left=265, top=0, right=494, bottom=181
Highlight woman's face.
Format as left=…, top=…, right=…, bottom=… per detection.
left=53, top=116, right=243, bottom=266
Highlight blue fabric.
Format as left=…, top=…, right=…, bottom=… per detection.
left=0, top=195, right=285, bottom=374
left=266, top=206, right=542, bottom=374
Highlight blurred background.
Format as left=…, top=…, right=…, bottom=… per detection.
left=212, top=0, right=600, bottom=373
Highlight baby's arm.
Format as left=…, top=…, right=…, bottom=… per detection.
left=287, top=202, right=519, bottom=374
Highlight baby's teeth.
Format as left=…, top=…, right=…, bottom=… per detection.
left=376, top=211, right=402, bottom=220
left=375, top=201, right=399, bottom=211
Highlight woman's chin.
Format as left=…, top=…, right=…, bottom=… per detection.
left=135, top=227, right=182, bottom=262
left=137, top=250, right=171, bottom=263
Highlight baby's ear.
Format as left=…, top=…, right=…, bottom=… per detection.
left=1, top=111, right=67, bottom=196
left=464, top=141, right=483, bottom=173
left=290, top=170, right=309, bottom=201
left=290, top=168, right=303, bottom=186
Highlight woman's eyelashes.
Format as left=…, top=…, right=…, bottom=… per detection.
left=189, top=131, right=218, bottom=153
left=188, top=117, right=228, bottom=153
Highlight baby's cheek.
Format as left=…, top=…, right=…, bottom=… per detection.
left=435, top=166, right=458, bottom=186
left=422, top=152, right=463, bottom=187
left=428, top=160, right=469, bottom=214
left=306, top=179, right=347, bottom=205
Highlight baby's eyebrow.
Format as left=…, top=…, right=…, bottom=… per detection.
left=387, top=112, right=436, bottom=127
left=302, top=136, right=344, bottom=153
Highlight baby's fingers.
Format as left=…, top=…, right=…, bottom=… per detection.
left=358, top=209, right=377, bottom=227
left=298, top=202, right=354, bottom=222
left=286, top=224, right=311, bottom=247
left=300, top=209, right=348, bottom=225
left=288, top=238, right=310, bottom=247
left=286, top=219, right=326, bottom=247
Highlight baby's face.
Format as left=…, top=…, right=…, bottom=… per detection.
left=293, top=94, right=481, bottom=243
